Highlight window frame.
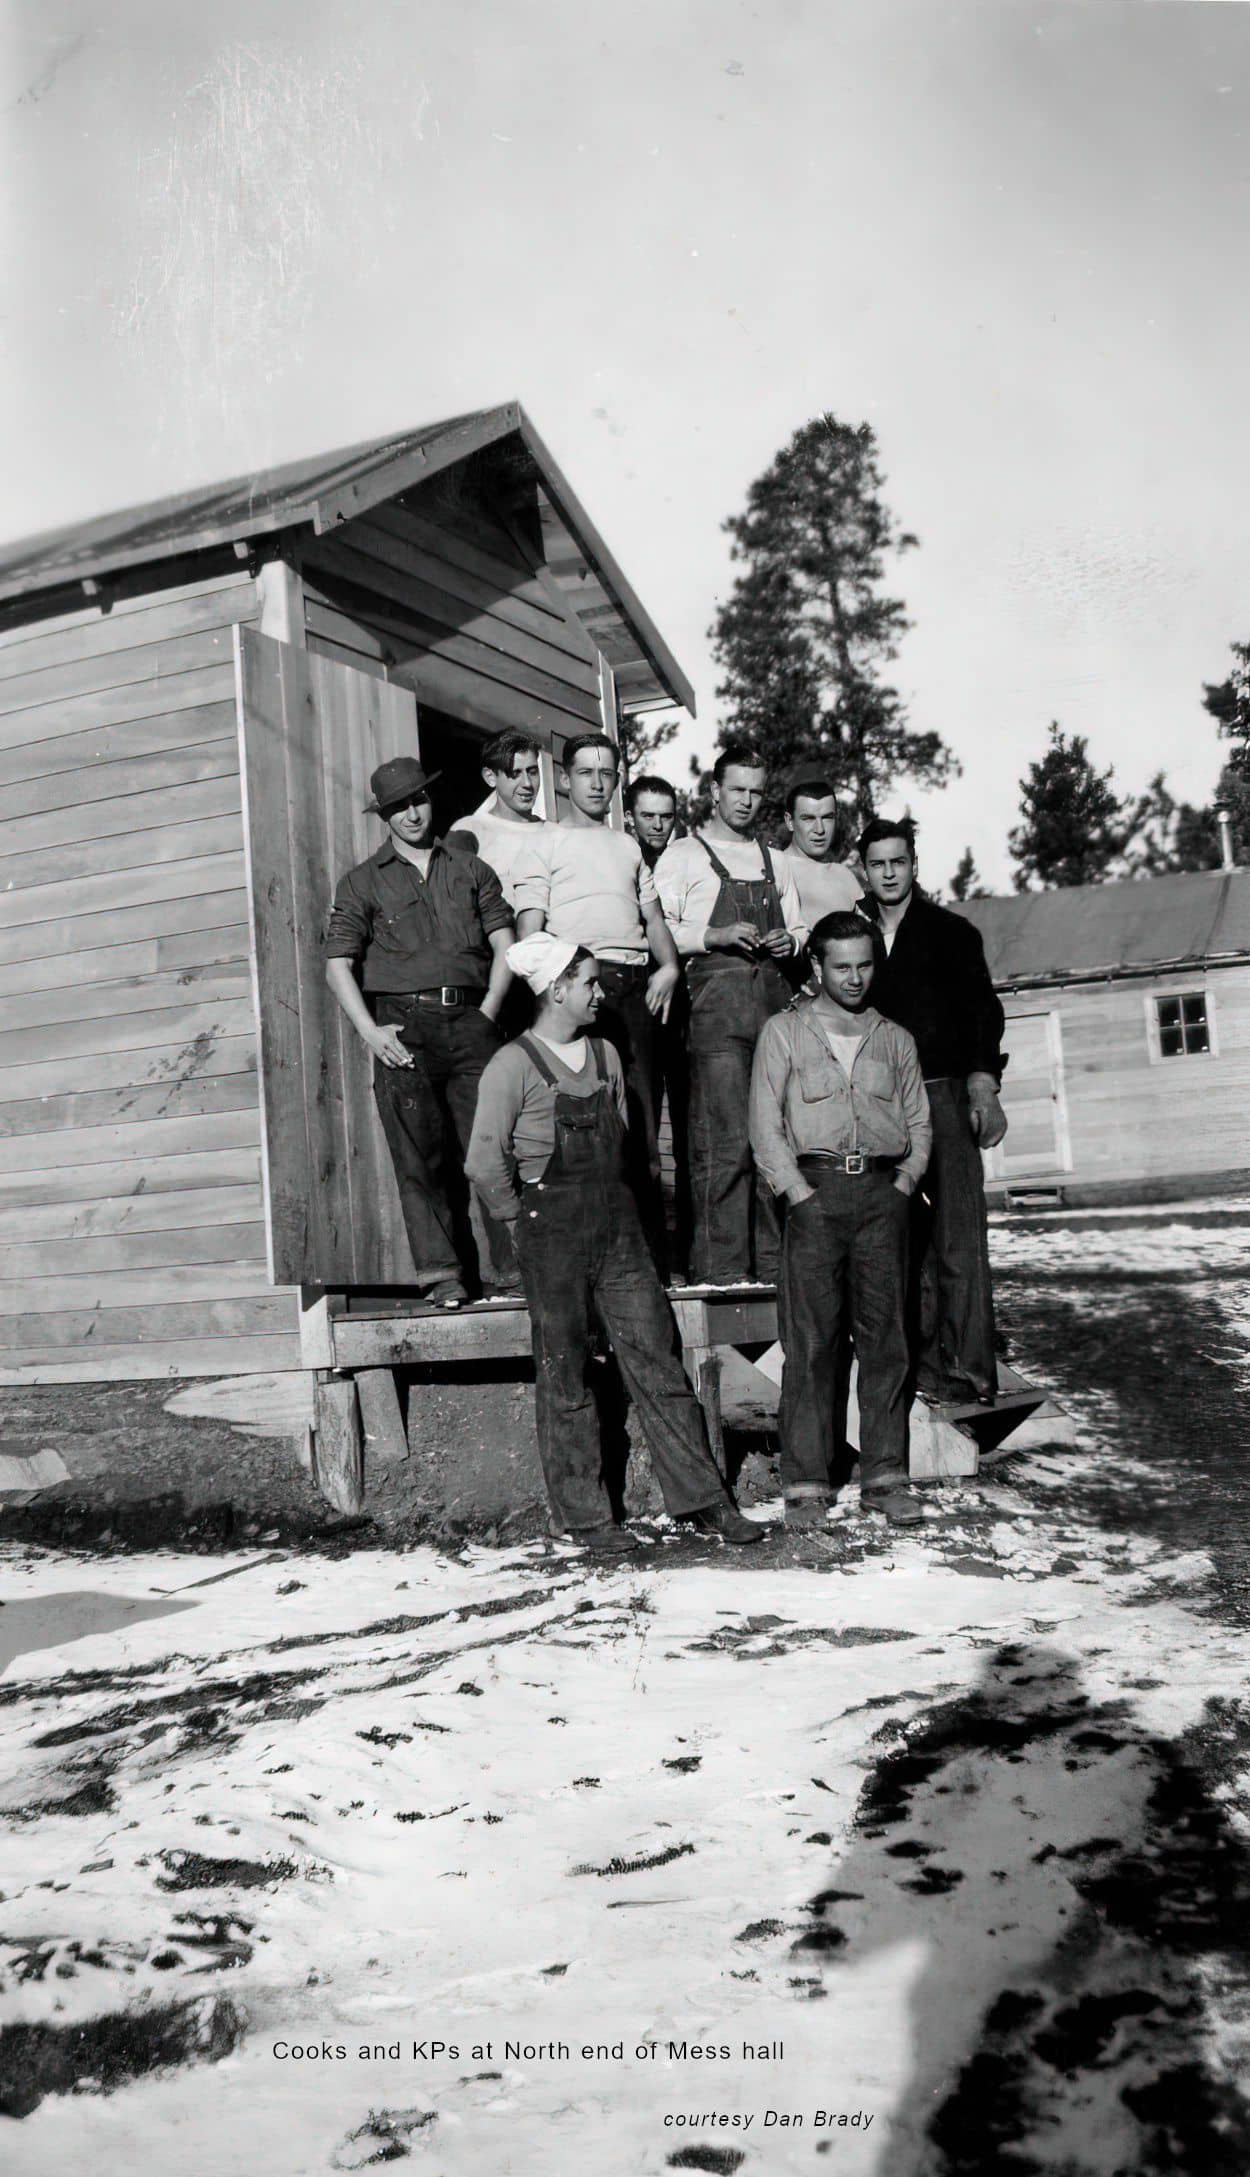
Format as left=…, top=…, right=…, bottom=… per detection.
left=1145, top=985, right=1219, bottom=1065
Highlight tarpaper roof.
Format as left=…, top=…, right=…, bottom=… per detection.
left=959, top=870, right=1250, bottom=986
left=0, top=404, right=693, bottom=714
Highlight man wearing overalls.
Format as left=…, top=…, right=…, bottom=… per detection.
left=466, top=935, right=764, bottom=1553
left=654, top=744, right=807, bottom=1287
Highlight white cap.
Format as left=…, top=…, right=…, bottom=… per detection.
left=506, top=933, right=580, bottom=995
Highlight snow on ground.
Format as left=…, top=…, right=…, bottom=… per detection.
left=3, top=1475, right=1249, bottom=2176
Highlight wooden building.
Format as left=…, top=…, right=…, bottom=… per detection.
left=0, top=405, right=695, bottom=1387
left=960, top=871, right=1250, bottom=1205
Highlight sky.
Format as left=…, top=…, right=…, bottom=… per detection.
left=3, top=0, right=1250, bottom=889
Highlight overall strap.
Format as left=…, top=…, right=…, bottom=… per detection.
left=518, top=1033, right=561, bottom=1089
left=759, top=840, right=778, bottom=886
left=693, top=831, right=735, bottom=885
left=589, top=1037, right=610, bottom=1085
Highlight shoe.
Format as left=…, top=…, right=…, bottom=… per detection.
left=575, top=1523, right=642, bottom=1554
left=783, top=1497, right=831, bottom=1531
left=483, top=1285, right=525, bottom=1305
left=862, top=1485, right=925, bottom=1528
left=424, top=1279, right=467, bottom=1311
left=684, top=1501, right=766, bottom=1546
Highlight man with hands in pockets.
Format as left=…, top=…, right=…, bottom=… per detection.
left=749, top=912, right=932, bottom=1530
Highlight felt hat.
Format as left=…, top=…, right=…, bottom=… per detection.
left=364, top=756, right=441, bottom=815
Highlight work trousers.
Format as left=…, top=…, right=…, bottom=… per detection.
left=515, top=1172, right=723, bottom=1532
left=686, top=966, right=785, bottom=1284
left=594, top=962, right=667, bottom=1274
left=914, top=1078, right=998, bottom=1399
left=372, top=999, right=515, bottom=1293
left=778, top=1163, right=911, bottom=1496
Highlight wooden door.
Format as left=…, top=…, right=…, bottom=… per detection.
left=234, top=627, right=422, bottom=1285
left=984, top=1010, right=1071, bottom=1181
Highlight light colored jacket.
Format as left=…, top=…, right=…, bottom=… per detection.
left=749, top=1002, right=932, bottom=1201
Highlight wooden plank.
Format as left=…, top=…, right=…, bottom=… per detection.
left=311, top=525, right=601, bottom=681
left=0, top=1221, right=268, bottom=1278
left=0, top=1182, right=264, bottom=1244
left=157, top=923, right=251, bottom=972
left=358, top=506, right=599, bottom=662
left=0, top=1258, right=277, bottom=1318
left=304, top=595, right=390, bottom=663
left=330, top=1309, right=535, bottom=1369
left=256, top=560, right=305, bottom=648
left=309, top=536, right=602, bottom=718
left=0, top=1333, right=303, bottom=1385
left=0, top=1146, right=262, bottom=1209
left=0, top=1035, right=257, bottom=1108
left=0, top=718, right=239, bottom=811
left=0, top=1296, right=294, bottom=1348
left=0, top=882, right=249, bottom=967
left=0, top=995, right=255, bottom=1067
left=0, top=1105, right=260, bottom=1178
left=0, top=847, right=246, bottom=932
left=0, top=569, right=256, bottom=657
left=4, top=810, right=244, bottom=894
left=306, top=633, right=389, bottom=685
left=0, top=625, right=240, bottom=725
left=0, top=663, right=238, bottom=755
left=0, top=1073, right=257, bottom=1139
left=391, top=653, right=566, bottom=743
left=236, top=628, right=421, bottom=1288
left=379, top=502, right=566, bottom=622
left=356, top=1366, right=408, bottom=1465
left=0, top=965, right=251, bottom=1035
left=313, top=1376, right=364, bottom=1512
left=0, top=1072, right=259, bottom=1139
left=0, top=771, right=242, bottom=859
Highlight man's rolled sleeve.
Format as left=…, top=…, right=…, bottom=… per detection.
left=748, top=1017, right=806, bottom=1201
left=510, top=833, right=553, bottom=922
left=465, top=1053, right=525, bottom=1222
left=323, top=868, right=373, bottom=961
left=469, top=854, right=513, bottom=939
left=893, top=1028, right=932, bottom=1192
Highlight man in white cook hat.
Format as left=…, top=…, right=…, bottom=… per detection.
left=467, top=934, right=766, bottom=1554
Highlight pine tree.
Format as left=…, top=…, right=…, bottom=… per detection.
left=1008, top=724, right=1127, bottom=889
left=949, top=848, right=988, bottom=901
left=707, top=414, right=957, bottom=830
left=1201, top=641, right=1250, bottom=860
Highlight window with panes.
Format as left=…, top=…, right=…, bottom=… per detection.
left=1155, top=991, right=1210, bottom=1057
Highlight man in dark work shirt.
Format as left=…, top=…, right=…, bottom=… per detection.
left=324, top=757, right=516, bottom=1309
left=855, top=815, right=1008, bottom=1405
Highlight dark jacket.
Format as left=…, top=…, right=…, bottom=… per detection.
left=858, top=888, right=1005, bottom=1084
left=324, top=838, right=512, bottom=993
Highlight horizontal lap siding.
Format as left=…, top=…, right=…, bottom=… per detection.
left=301, top=496, right=603, bottom=743
left=0, top=572, right=300, bottom=1380
left=1001, top=966, right=1250, bottom=1188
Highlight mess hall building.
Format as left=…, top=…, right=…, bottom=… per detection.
left=960, top=868, right=1250, bottom=1206
left=0, top=405, right=697, bottom=1391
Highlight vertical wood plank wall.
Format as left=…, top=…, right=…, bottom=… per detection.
left=0, top=571, right=303, bottom=1382
left=996, top=965, right=1250, bottom=1189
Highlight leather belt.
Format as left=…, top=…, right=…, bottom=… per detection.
left=798, top=1150, right=898, bottom=1177
left=395, top=986, right=485, bottom=1009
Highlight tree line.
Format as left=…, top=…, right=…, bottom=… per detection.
left=623, top=410, right=1248, bottom=897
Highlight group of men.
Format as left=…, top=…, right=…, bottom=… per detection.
left=324, top=730, right=1007, bottom=1546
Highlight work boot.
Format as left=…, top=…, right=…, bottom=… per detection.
left=861, top=1484, right=925, bottom=1528
left=783, top=1494, right=831, bottom=1531
left=683, top=1501, right=766, bottom=1546
left=576, top=1523, right=642, bottom=1555
left=423, top=1278, right=467, bottom=1311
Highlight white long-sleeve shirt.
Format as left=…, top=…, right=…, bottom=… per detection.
left=653, top=832, right=808, bottom=956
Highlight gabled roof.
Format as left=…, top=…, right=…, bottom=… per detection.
left=0, top=403, right=694, bottom=714
left=959, top=870, right=1250, bottom=987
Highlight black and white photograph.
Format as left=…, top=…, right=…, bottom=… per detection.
left=2, top=3, right=1250, bottom=2170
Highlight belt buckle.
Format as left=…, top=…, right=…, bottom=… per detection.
left=844, top=1152, right=865, bottom=1176
left=440, top=986, right=459, bottom=1008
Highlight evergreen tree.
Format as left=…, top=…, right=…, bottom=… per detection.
left=949, top=847, right=988, bottom=901
left=1201, top=640, right=1250, bottom=859
left=707, top=414, right=957, bottom=830
left=1008, top=724, right=1128, bottom=889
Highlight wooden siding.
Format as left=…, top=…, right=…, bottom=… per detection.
left=301, top=489, right=604, bottom=746
left=995, top=965, right=1250, bottom=1190
left=0, top=571, right=302, bottom=1383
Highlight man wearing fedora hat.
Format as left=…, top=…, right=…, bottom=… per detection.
left=324, top=755, right=517, bottom=1309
